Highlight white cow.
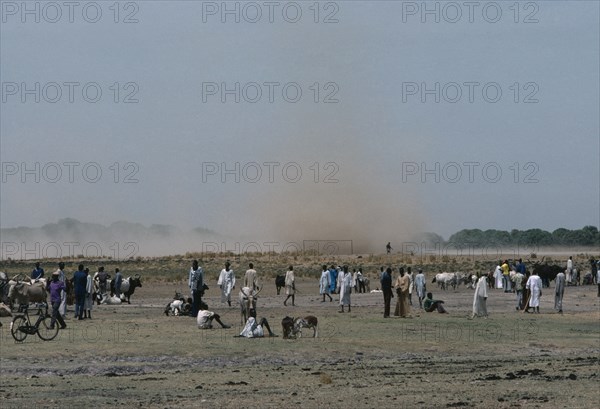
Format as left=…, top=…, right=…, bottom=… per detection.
left=432, top=272, right=458, bottom=291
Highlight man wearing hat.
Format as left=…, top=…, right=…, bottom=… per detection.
left=47, top=271, right=67, bottom=329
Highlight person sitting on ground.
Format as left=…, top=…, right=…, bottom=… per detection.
left=423, top=292, right=447, bottom=313
left=238, top=308, right=277, bottom=338
left=197, top=302, right=231, bottom=329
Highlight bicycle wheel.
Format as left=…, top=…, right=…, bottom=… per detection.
left=10, top=316, right=28, bottom=342
left=37, top=315, right=59, bottom=341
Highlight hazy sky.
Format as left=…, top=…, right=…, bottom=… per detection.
left=1, top=1, right=598, bottom=252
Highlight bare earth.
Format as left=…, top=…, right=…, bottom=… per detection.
left=1, top=271, right=599, bottom=409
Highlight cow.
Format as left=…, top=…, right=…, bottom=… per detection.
left=110, top=275, right=142, bottom=304
left=531, top=264, right=563, bottom=288
left=239, top=286, right=261, bottom=325
left=281, top=316, right=295, bottom=339
left=275, top=275, right=285, bottom=295
left=7, top=279, right=48, bottom=311
left=100, top=294, right=122, bottom=305
left=432, top=272, right=457, bottom=291
left=294, top=315, right=318, bottom=338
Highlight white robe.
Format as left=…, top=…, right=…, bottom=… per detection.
left=554, top=272, right=565, bottom=311
left=415, top=273, right=426, bottom=298
left=84, top=274, right=94, bottom=310
left=285, top=270, right=295, bottom=295
left=339, top=273, right=352, bottom=306
left=472, top=276, right=488, bottom=317
left=494, top=266, right=503, bottom=289
left=526, top=275, right=542, bottom=307
left=319, top=270, right=330, bottom=294
left=197, top=310, right=215, bottom=329
left=217, top=268, right=235, bottom=303
left=240, top=317, right=264, bottom=338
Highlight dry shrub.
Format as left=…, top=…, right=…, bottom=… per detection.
left=320, top=373, right=332, bottom=384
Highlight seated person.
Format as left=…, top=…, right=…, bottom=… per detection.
left=197, top=303, right=231, bottom=329
left=423, top=292, right=447, bottom=313
left=238, top=308, right=277, bottom=338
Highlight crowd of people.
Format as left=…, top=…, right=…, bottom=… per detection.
left=17, top=254, right=600, bottom=339
left=24, top=261, right=128, bottom=330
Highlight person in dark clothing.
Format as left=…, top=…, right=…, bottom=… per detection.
left=31, top=262, right=44, bottom=280
left=424, top=292, right=447, bottom=313
left=381, top=267, right=393, bottom=318
left=47, top=272, right=67, bottom=329
left=190, top=260, right=205, bottom=318
left=72, top=264, right=87, bottom=320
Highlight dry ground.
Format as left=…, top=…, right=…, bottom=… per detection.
left=1, top=264, right=599, bottom=409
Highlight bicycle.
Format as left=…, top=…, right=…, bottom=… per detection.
left=10, top=303, right=59, bottom=342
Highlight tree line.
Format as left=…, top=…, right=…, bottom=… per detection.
left=446, top=226, right=599, bottom=247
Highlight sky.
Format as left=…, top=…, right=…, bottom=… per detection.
left=1, top=0, right=599, bottom=254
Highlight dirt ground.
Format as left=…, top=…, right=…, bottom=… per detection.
left=1, top=268, right=599, bottom=409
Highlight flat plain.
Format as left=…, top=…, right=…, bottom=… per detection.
left=1, top=254, right=599, bottom=409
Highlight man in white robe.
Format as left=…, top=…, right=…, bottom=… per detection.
left=217, top=262, right=235, bottom=306
left=554, top=271, right=565, bottom=313
left=566, top=256, right=573, bottom=284
left=471, top=275, right=488, bottom=318
left=525, top=272, right=542, bottom=313
left=320, top=265, right=332, bottom=302
left=284, top=266, right=295, bottom=306
left=493, top=264, right=503, bottom=289
left=339, top=266, right=352, bottom=313
left=84, top=268, right=94, bottom=319
left=414, top=269, right=426, bottom=309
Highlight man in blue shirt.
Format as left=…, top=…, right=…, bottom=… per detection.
left=114, top=268, right=123, bottom=298
left=31, top=262, right=44, bottom=280
left=72, top=264, right=87, bottom=320
left=328, top=265, right=338, bottom=294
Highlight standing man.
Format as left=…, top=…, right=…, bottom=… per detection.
left=525, top=271, right=542, bottom=313
left=46, top=271, right=67, bottom=330
left=386, top=242, right=392, bottom=254
left=407, top=266, right=414, bottom=306
left=84, top=268, right=93, bottom=319
left=320, top=265, right=332, bottom=302
left=471, top=274, right=488, bottom=318
left=217, top=261, right=235, bottom=307
left=328, top=265, right=338, bottom=294
left=381, top=267, right=393, bottom=318
left=114, top=268, right=123, bottom=299
left=96, top=266, right=109, bottom=298
left=554, top=270, right=565, bottom=314
left=512, top=267, right=525, bottom=311
left=339, top=266, right=352, bottom=313
left=356, top=268, right=365, bottom=293
left=55, top=262, right=67, bottom=319
left=72, top=264, right=87, bottom=320
left=566, top=256, right=573, bottom=285
left=31, top=262, right=44, bottom=280
left=501, top=260, right=511, bottom=293
left=394, top=267, right=410, bottom=318
left=414, top=269, right=426, bottom=309
left=189, top=260, right=204, bottom=317
left=283, top=266, right=295, bottom=306
left=244, top=263, right=259, bottom=291
left=494, top=262, right=503, bottom=289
